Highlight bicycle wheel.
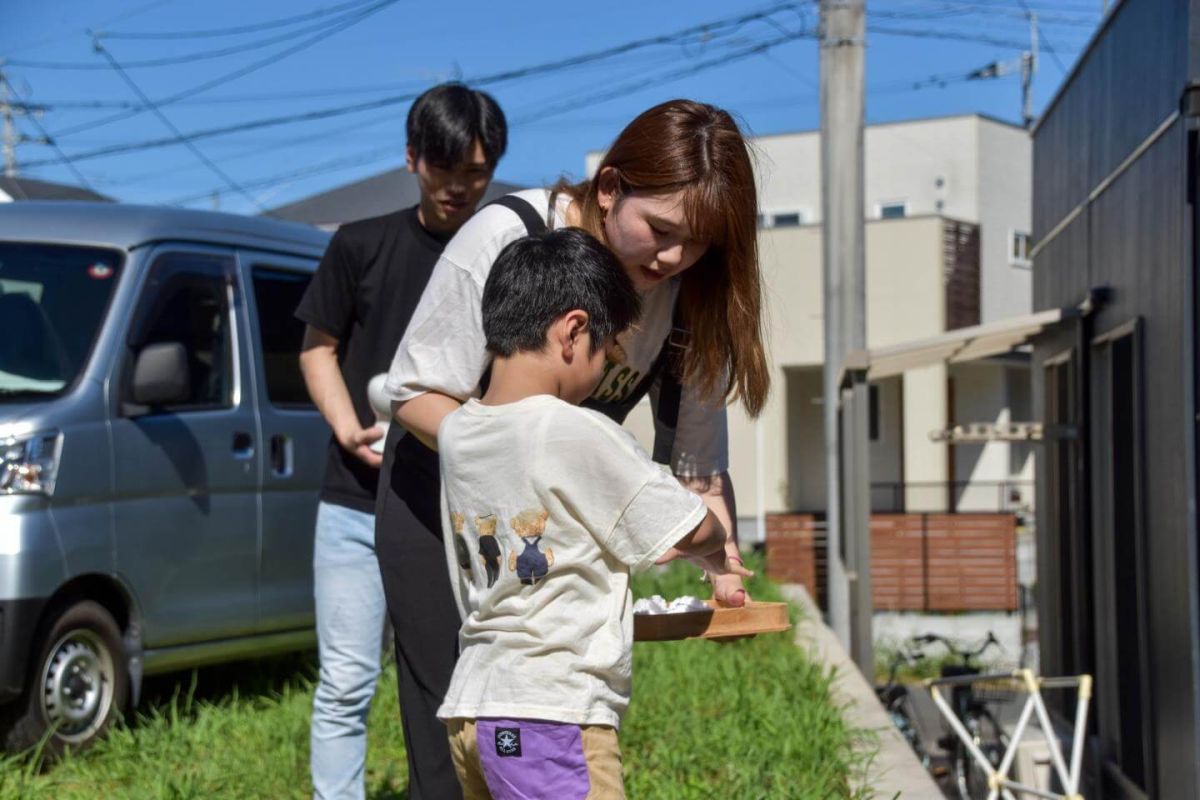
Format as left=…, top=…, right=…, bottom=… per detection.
left=953, top=709, right=1006, bottom=799
left=893, top=692, right=931, bottom=769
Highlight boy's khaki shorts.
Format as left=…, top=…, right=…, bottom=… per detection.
left=446, top=717, right=626, bottom=799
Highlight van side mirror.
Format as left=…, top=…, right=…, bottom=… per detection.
left=131, top=342, right=190, bottom=407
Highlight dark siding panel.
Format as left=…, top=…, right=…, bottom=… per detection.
left=1033, top=0, right=1189, bottom=235
left=1193, top=0, right=1200, bottom=80
left=1033, top=0, right=1199, bottom=793
left=1032, top=216, right=1088, bottom=691
left=1089, top=126, right=1193, bottom=798
left=1034, top=210, right=1090, bottom=313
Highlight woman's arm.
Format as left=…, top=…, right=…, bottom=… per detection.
left=392, top=392, right=462, bottom=451
left=678, top=471, right=754, bottom=606
left=384, top=206, right=534, bottom=442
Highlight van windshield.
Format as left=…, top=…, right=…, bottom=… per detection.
left=0, top=242, right=123, bottom=400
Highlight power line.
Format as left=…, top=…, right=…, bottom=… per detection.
left=92, top=39, right=267, bottom=212
left=44, top=0, right=770, bottom=141
left=869, top=3, right=1096, bottom=26
left=24, top=3, right=808, bottom=168
left=866, top=23, right=1033, bottom=49
left=2, top=74, right=101, bottom=193
left=871, top=0, right=1101, bottom=15
left=1014, top=0, right=1068, bottom=72
left=25, top=47, right=679, bottom=113
left=514, top=29, right=811, bottom=123
left=179, top=26, right=813, bottom=208
left=101, top=0, right=377, bottom=39
left=167, top=146, right=398, bottom=205
left=6, top=0, right=395, bottom=70
left=45, top=0, right=397, bottom=138
left=1, top=0, right=176, bottom=56
left=100, top=107, right=409, bottom=187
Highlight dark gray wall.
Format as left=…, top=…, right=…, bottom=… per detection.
left=1032, top=0, right=1200, bottom=796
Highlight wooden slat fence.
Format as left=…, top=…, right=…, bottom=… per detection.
left=765, top=512, right=1018, bottom=612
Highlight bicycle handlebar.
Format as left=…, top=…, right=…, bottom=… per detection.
left=908, top=631, right=1002, bottom=666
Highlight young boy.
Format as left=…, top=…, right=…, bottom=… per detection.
left=435, top=228, right=730, bottom=799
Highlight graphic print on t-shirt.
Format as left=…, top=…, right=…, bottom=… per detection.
left=475, top=514, right=502, bottom=588
left=450, top=512, right=473, bottom=573
left=589, top=359, right=643, bottom=405
left=508, top=508, right=553, bottom=586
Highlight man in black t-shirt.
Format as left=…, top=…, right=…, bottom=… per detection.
left=296, top=83, right=506, bottom=800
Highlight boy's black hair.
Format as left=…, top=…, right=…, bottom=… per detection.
left=482, top=228, right=641, bottom=357
left=406, top=83, right=507, bottom=169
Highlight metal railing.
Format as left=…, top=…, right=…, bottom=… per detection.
left=870, top=480, right=1034, bottom=515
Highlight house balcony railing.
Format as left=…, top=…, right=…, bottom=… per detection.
left=870, top=480, right=1034, bottom=515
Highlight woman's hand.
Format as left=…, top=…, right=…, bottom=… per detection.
left=710, top=560, right=754, bottom=607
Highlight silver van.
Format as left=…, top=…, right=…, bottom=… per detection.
left=0, top=202, right=331, bottom=754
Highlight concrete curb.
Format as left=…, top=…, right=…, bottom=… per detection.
left=780, top=584, right=943, bottom=799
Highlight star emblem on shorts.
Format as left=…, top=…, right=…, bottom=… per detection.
left=495, top=728, right=521, bottom=757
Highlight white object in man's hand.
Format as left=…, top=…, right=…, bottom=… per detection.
left=366, top=373, right=391, bottom=454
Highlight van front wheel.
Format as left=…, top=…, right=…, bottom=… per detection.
left=2, top=600, right=128, bottom=757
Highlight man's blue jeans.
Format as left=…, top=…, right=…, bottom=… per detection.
left=311, top=501, right=386, bottom=800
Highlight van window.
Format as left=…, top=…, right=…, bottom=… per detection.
left=0, top=243, right=123, bottom=399
left=250, top=266, right=314, bottom=408
left=127, top=252, right=234, bottom=411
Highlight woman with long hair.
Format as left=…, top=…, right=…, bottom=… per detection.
left=374, top=98, right=770, bottom=798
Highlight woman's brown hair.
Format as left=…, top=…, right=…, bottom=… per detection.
left=556, top=99, right=770, bottom=417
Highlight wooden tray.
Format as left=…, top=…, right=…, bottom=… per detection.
left=633, top=600, right=791, bottom=642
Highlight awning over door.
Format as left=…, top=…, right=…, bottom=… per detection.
left=848, top=306, right=1076, bottom=380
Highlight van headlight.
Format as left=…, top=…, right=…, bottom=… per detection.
left=0, top=429, right=63, bottom=496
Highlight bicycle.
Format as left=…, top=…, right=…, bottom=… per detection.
left=914, top=632, right=1009, bottom=800
left=873, top=639, right=931, bottom=769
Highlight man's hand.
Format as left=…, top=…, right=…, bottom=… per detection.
left=300, top=325, right=387, bottom=470
left=340, top=425, right=384, bottom=468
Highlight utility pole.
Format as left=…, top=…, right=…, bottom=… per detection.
left=1021, top=12, right=1038, bottom=128
left=820, top=0, right=871, bottom=674
left=0, top=71, right=50, bottom=179
left=2, top=71, right=17, bottom=178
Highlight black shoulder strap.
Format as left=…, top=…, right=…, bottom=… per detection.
left=650, top=303, right=687, bottom=465
left=478, top=194, right=550, bottom=397
left=487, top=195, right=549, bottom=236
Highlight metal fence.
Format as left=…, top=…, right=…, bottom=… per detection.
left=870, top=480, right=1034, bottom=515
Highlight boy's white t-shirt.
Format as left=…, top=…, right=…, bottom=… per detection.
left=384, top=187, right=729, bottom=477
left=435, top=395, right=707, bottom=729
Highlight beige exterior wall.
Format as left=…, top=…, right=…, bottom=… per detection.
left=751, top=115, right=982, bottom=224
left=976, top=120, right=1032, bottom=323
left=901, top=363, right=949, bottom=511
left=948, top=361, right=1036, bottom=514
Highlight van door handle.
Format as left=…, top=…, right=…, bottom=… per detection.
left=232, top=431, right=254, bottom=459
left=270, top=434, right=293, bottom=478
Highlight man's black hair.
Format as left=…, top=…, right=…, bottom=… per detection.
left=406, top=82, right=507, bottom=169
left=482, top=228, right=641, bottom=357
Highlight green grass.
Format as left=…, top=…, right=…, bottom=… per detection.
left=1, top=555, right=870, bottom=799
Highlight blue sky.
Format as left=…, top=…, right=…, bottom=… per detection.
left=2, top=0, right=1106, bottom=214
